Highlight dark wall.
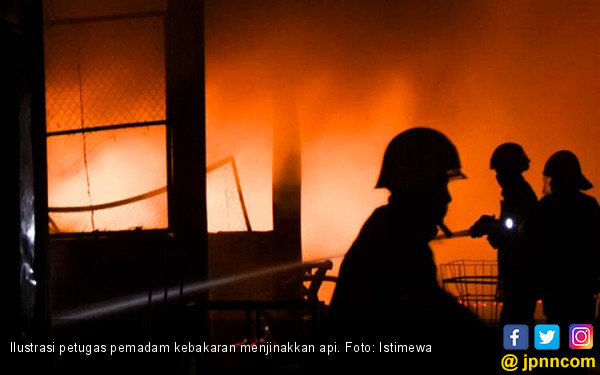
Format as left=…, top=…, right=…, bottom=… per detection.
left=49, top=231, right=175, bottom=315
left=208, top=231, right=278, bottom=301
left=49, top=231, right=285, bottom=316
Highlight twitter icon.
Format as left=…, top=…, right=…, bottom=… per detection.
left=535, top=324, right=560, bottom=350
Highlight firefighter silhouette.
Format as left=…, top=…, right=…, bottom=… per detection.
left=538, top=150, right=600, bottom=324
left=470, top=143, right=538, bottom=326
left=326, top=128, right=493, bottom=373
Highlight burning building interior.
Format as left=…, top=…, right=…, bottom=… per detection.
left=7, top=0, right=600, bottom=373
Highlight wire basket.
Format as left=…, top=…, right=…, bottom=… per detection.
left=439, top=259, right=501, bottom=324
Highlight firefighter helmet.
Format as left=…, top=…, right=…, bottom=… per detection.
left=490, top=143, right=530, bottom=172
left=543, top=150, right=593, bottom=190
left=376, top=127, right=465, bottom=191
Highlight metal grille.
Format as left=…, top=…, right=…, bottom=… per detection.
left=49, top=192, right=168, bottom=233
left=44, top=13, right=168, bottom=233
left=47, top=126, right=168, bottom=232
left=48, top=156, right=251, bottom=234
left=44, top=16, right=166, bottom=132
left=44, top=14, right=252, bottom=234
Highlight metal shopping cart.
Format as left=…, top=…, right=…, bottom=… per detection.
left=439, top=259, right=502, bottom=325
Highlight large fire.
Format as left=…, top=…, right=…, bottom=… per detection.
left=45, top=0, right=600, bottom=303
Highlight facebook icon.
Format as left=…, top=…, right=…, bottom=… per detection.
left=503, top=325, right=529, bottom=350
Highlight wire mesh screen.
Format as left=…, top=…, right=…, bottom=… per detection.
left=44, top=16, right=166, bottom=132
left=49, top=193, right=168, bottom=233
left=47, top=126, right=168, bottom=232
left=439, top=259, right=501, bottom=323
left=44, top=14, right=168, bottom=232
left=48, top=155, right=251, bottom=234
left=44, top=14, right=252, bottom=234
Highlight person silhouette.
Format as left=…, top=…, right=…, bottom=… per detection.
left=326, top=128, right=494, bottom=373
left=470, top=143, right=538, bottom=326
left=538, top=150, right=600, bottom=325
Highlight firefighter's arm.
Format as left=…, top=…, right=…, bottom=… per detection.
left=486, top=224, right=503, bottom=249
left=470, top=215, right=497, bottom=238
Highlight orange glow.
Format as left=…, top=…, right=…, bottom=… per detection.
left=44, top=15, right=169, bottom=232
left=203, top=1, right=600, bottom=304
left=46, top=127, right=168, bottom=232
left=45, top=1, right=600, bottom=304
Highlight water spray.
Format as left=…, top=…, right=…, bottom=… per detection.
left=54, top=256, right=341, bottom=322
left=54, top=223, right=473, bottom=323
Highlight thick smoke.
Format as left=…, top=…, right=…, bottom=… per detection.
left=45, top=1, right=600, bottom=300
left=205, top=1, right=600, bottom=271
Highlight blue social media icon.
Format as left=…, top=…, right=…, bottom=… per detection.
left=534, top=325, right=560, bottom=350
left=504, top=325, right=529, bottom=350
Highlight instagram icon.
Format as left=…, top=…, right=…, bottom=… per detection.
left=569, top=325, right=593, bottom=349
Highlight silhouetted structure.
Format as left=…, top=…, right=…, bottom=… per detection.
left=538, top=150, right=600, bottom=324
left=470, top=143, right=538, bottom=326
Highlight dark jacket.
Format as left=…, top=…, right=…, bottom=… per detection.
left=325, top=196, right=493, bottom=373
left=538, top=191, right=600, bottom=297
left=328, top=196, right=478, bottom=325
left=538, top=190, right=600, bottom=322
left=488, top=178, right=538, bottom=288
